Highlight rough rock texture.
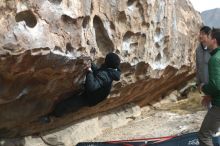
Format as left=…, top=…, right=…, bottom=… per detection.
left=0, top=103, right=141, bottom=146
left=0, top=0, right=201, bottom=137
left=0, top=85, right=204, bottom=146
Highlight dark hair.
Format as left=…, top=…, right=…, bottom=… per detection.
left=200, top=26, right=211, bottom=35
left=104, top=52, right=120, bottom=69
left=211, top=28, right=220, bottom=46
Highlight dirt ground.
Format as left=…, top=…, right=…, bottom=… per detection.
left=91, top=90, right=207, bottom=141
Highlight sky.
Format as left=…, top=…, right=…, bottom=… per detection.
left=189, top=0, right=220, bottom=12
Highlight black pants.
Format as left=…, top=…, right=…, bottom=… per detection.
left=198, top=106, right=220, bottom=146
left=50, top=92, right=88, bottom=117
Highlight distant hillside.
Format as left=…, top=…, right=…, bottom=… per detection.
left=201, top=8, right=220, bottom=28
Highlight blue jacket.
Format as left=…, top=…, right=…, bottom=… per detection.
left=196, top=43, right=210, bottom=85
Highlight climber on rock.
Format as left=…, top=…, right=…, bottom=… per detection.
left=39, top=52, right=121, bottom=123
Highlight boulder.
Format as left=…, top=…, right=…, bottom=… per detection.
left=0, top=0, right=201, bottom=137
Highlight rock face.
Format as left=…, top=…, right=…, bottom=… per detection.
left=0, top=0, right=201, bottom=137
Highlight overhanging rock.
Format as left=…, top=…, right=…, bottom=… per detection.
left=0, top=0, right=201, bottom=137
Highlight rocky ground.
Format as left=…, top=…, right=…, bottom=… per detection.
left=90, top=88, right=207, bottom=142
left=0, top=83, right=208, bottom=146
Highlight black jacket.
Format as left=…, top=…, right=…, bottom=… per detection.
left=84, top=63, right=121, bottom=106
